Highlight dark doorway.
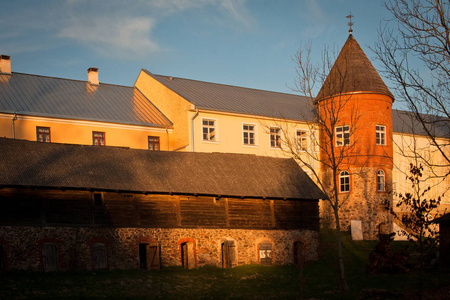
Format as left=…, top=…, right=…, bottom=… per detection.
left=92, top=243, right=108, bottom=270
left=293, top=241, right=306, bottom=267
left=139, top=243, right=160, bottom=270
left=42, top=243, right=58, bottom=272
left=181, top=242, right=195, bottom=269
left=0, top=244, right=4, bottom=271
left=221, top=240, right=236, bottom=268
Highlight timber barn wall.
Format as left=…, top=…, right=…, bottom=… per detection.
left=0, top=188, right=319, bottom=271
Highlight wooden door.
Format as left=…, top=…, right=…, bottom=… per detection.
left=181, top=243, right=188, bottom=268
left=146, top=245, right=160, bottom=270
left=42, top=243, right=58, bottom=272
left=222, top=241, right=236, bottom=268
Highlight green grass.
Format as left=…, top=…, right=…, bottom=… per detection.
left=1, top=229, right=448, bottom=299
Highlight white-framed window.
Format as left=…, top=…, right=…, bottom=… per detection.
left=296, top=130, right=308, bottom=152
left=243, top=124, right=256, bottom=145
left=377, top=169, right=386, bottom=192
left=270, top=127, right=281, bottom=148
left=339, top=170, right=350, bottom=193
left=335, top=125, right=350, bottom=147
left=202, top=119, right=217, bottom=142
left=376, top=125, right=386, bottom=145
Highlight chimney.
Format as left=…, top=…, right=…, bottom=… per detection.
left=87, top=67, right=99, bottom=85
left=0, top=55, right=11, bottom=75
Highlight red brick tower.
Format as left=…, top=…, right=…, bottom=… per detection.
left=315, top=34, right=395, bottom=239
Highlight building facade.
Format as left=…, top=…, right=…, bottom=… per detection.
left=1, top=33, right=449, bottom=244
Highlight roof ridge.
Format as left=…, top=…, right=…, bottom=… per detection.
left=9, top=72, right=135, bottom=89
left=143, top=69, right=309, bottom=98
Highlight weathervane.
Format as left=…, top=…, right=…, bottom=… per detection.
left=346, top=13, right=354, bottom=34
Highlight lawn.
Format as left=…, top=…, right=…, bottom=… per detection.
left=0, top=229, right=449, bottom=300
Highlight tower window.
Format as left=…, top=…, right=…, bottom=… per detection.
left=377, top=169, right=386, bottom=192
left=376, top=125, right=386, bottom=145
left=339, top=171, right=350, bottom=193
left=335, top=125, right=350, bottom=146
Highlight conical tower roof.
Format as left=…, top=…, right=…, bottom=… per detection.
left=316, top=34, right=394, bottom=101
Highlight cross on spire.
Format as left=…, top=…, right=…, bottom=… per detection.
left=346, top=13, right=354, bottom=34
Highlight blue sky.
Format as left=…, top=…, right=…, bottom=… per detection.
left=0, top=0, right=394, bottom=100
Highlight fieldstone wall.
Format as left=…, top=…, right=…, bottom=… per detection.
left=320, top=167, right=393, bottom=240
left=0, top=226, right=319, bottom=271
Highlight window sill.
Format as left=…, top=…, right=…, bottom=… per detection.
left=202, top=140, right=219, bottom=144
left=243, top=144, right=259, bottom=148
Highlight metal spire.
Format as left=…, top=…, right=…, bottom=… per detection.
left=346, top=13, right=354, bottom=34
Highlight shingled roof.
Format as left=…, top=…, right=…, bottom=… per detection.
left=143, top=69, right=316, bottom=121
left=0, top=72, right=172, bottom=128
left=316, top=34, right=394, bottom=101
left=0, top=138, right=326, bottom=200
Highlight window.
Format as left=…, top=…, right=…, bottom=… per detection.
left=259, top=242, right=272, bottom=265
left=202, top=119, right=216, bottom=141
left=339, top=171, right=350, bottom=193
left=36, top=127, right=50, bottom=142
left=92, top=132, right=105, bottom=146
left=148, top=136, right=160, bottom=150
left=335, top=125, right=350, bottom=146
left=270, top=127, right=281, bottom=148
left=377, top=170, right=386, bottom=192
left=376, top=125, right=386, bottom=145
left=243, top=124, right=256, bottom=145
left=296, top=130, right=308, bottom=151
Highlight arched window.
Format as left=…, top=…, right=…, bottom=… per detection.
left=339, top=171, right=350, bottom=193
left=377, top=170, right=386, bottom=192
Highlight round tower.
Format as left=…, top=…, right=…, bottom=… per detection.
left=316, top=34, right=395, bottom=239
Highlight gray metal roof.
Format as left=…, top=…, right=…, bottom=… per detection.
left=393, top=109, right=450, bottom=138
left=0, top=72, right=172, bottom=128
left=0, top=138, right=326, bottom=200
left=143, top=69, right=316, bottom=122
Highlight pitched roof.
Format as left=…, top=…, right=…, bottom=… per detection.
left=316, top=34, right=394, bottom=101
left=143, top=69, right=316, bottom=121
left=0, top=72, right=172, bottom=128
left=393, top=109, right=450, bottom=138
left=0, top=138, right=326, bottom=200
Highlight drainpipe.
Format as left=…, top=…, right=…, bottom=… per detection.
left=12, top=113, right=17, bottom=139
left=190, top=108, right=199, bottom=152
left=166, top=128, right=169, bottom=151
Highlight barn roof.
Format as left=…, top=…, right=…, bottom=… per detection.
left=316, top=34, right=394, bottom=101
left=143, top=69, right=316, bottom=121
left=0, top=138, right=326, bottom=200
left=0, top=72, right=172, bottom=128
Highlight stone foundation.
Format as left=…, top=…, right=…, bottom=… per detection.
left=320, top=167, right=393, bottom=239
left=0, top=226, right=319, bottom=271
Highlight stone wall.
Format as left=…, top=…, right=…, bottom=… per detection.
left=0, top=226, right=319, bottom=271
left=320, top=167, right=393, bottom=240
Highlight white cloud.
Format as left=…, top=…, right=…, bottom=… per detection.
left=59, top=17, right=160, bottom=58
left=300, top=0, right=328, bottom=38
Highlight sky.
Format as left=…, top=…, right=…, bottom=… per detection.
left=0, top=0, right=399, bottom=105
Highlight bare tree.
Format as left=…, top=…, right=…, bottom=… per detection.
left=273, top=42, right=368, bottom=293
left=374, top=0, right=450, bottom=173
